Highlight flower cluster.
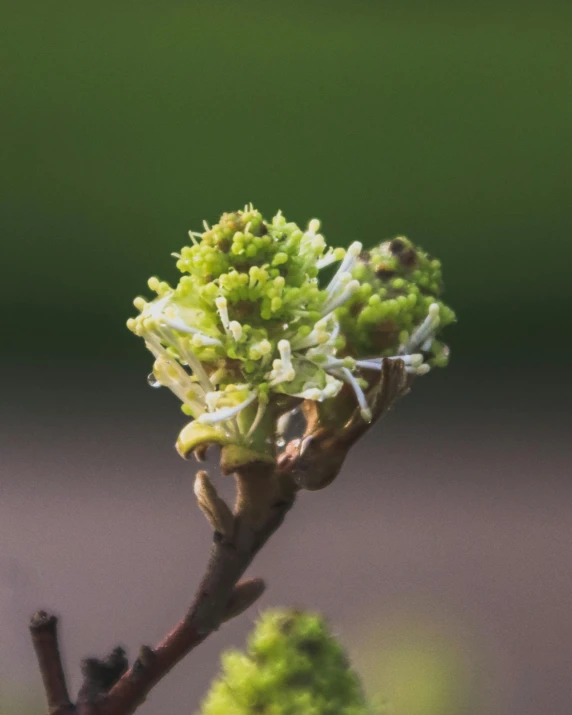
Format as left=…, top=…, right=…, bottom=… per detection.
left=128, top=207, right=454, bottom=460
left=340, top=236, right=455, bottom=368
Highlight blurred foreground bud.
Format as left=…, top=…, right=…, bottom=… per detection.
left=200, top=608, right=377, bottom=714
left=128, top=206, right=454, bottom=472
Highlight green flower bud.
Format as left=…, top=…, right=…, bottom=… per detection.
left=339, top=237, right=455, bottom=360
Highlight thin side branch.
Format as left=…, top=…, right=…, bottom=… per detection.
left=32, top=478, right=293, bottom=715
left=29, top=612, right=75, bottom=715
left=101, top=492, right=293, bottom=715
left=30, top=358, right=409, bottom=715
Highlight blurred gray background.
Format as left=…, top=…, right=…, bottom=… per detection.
left=2, top=1, right=571, bottom=714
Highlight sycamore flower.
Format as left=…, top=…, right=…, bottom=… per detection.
left=339, top=236, right=456, bottom=367
left=128, top=207, right=454, bottom=461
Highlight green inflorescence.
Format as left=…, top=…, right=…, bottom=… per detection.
left=129, top=207, right=341, bottom=398
left=200, top=609, right=376, bottom=715
left=128, top=206, right=454, bottom=459
left=341, top=237, right=456, bottom=367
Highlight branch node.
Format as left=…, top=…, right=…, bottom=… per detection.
left=132, top=645, right=156, bottom=680
left=78, top=647, right=128, bottom=705
left=34, top=478, right=295, bottom=715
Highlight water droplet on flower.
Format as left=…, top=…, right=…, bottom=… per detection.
left=276, top=436, right=286, bottom=448
left=147, top=373, right=161, bottom=388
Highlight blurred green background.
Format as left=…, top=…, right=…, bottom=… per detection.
left=3, top=0, right=571, bottom=371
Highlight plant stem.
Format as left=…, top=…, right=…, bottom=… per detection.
left=102, top=494, right=294, bottom=715
left=29, top=612, right=75, bottom=715
left=31, top=469, right=295, bottom=715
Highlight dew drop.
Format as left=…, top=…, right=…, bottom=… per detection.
left=276, top=436, right=286, bottom=448
left=147, top=373, right=161, bottom=388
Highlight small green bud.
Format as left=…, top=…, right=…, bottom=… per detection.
left=339, top=236, right=455, bottom=360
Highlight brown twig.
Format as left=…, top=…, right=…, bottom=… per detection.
left=30, top=360, right=408, bottom=715
left=102, top=491, right=294, bottom=715
left=32, top=467, right=295, bottom=715
left=29, top=612, right=75, bottom=715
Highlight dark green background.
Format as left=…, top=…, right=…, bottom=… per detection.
left=3, top=1, right=571, bottom=371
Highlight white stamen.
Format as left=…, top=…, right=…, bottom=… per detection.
left=268, top=340, right=296, bottom=385
left=322, top=279, right=360, bottom=315
left=334, top=367, right=372, bottom=422
left=205, top=391, right=221, bottom=412
left=324, top=379, right=342, bottom=398
left=216, top=296, right=230, bottom=334
left=356, top=354, right=424, bottom=370
left=250, top=339, right=272, bottom=360
left=308, top=218, right=320, bottom=235
left=316, top=250, right=340, bottom=269
left=146, top=294, right=172, bottom=319
left=191, top=334, right=224, bottom=347
left=292, top=375, right=343, bottom=401
left=327, top=270, right=352, bottom=295
left=188, top=230, right=199, bottom=246
left=311, top=235, right=326, bottom=254
left=203, top=220, right=211, bottom=232
left=400, top=303, right=440, bottom=354
left=318, top=356, right=345, bottom=369
left=163, top=329, right=213, bottom=394
left=197, top=393, right=257, bottom=425
left=337, top=240, right=362, bottom=276
left=247, top=398, right=267, bottom=438
left=145, top=313, right=214, bottom=395
left=209, top=368, right=226, bottom=386
left=291, top=325, right=330, bottom=351
left=355, top=359, right=383, bottom=370
left=294, top=388, right=322, bottom=400
left=145, top=344, right=204, bottom=414
left=229, top=320, right=242, bottom=341
left=325, top=241, right=362, bottom=297
left=329, top=317, right=340, bottom=341
left=163, top=317, right=223, bottom=346
left=310, top=354, right=354, bottom=371
left=278, top=339, right=292, bottom=366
